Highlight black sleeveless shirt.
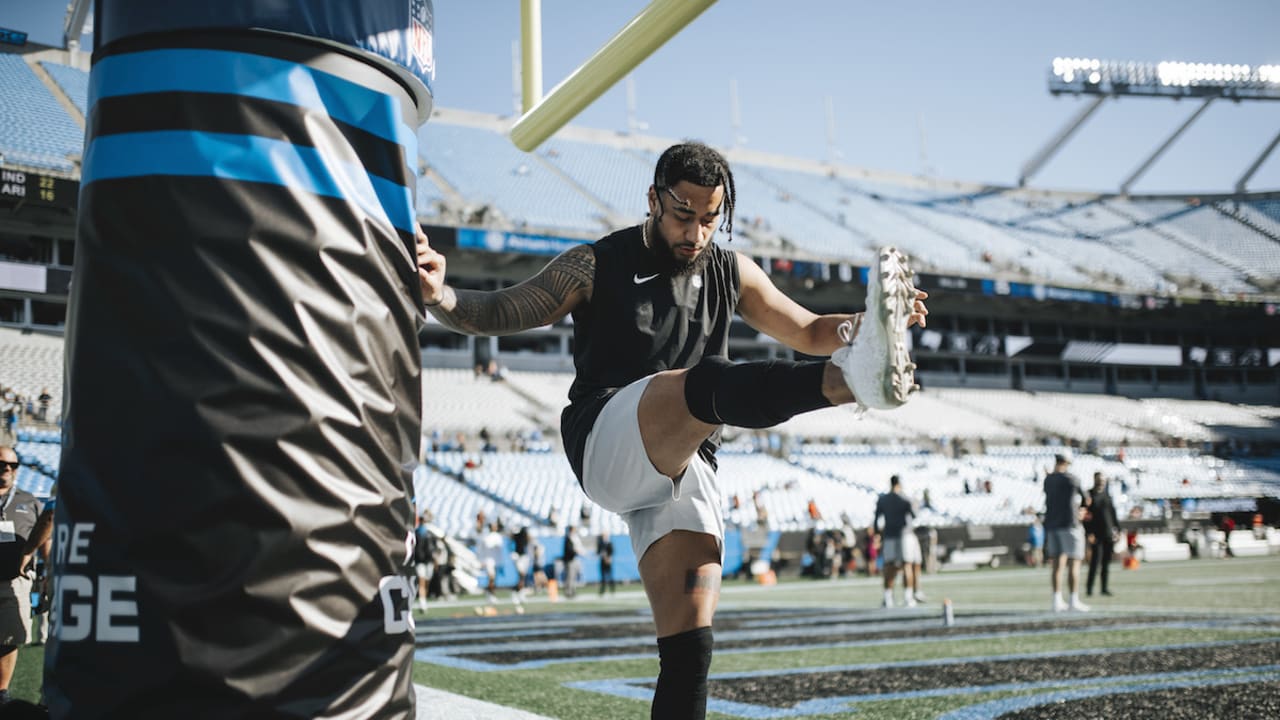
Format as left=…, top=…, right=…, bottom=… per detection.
left=560, top=225, right=742, bottom=482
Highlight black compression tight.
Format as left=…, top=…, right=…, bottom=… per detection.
left=653, top=626, right=714, bottom=720
left=682, top=356, right=832, bottom=428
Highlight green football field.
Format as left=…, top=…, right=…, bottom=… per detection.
left=15, top=554, right=1280, bottom=718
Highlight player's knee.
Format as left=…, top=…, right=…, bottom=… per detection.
left=683, top=356, right=830, bottom=428
left=682, top=356, right=734, bottom=424
left=663, top=625, right=713, bottom=668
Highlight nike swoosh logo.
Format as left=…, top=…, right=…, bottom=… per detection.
left=633, top=273, right=660, bottom=284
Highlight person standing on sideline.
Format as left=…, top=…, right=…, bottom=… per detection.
left=0, top=401, right=16, bottom=444
left=415, top=141, right=928, bottom=719
left=1220, top=515, right=1236, bottom=557
left=531, top=536, right=549, bottom=595
left=479, top=520, right=506, bottom=604
left=412, top=512, right=436, bottom=614
left=874, top=475, right=922, bottom=607
left=1044, top=452, right=1090, bottom=612
left=562, top=525, right=583, bottom=599
left=1085, top=472, right=1120, bottom=597
left=598, top=532, right=616, bottom=595
left=0, top=446, right=42, bottom=705
left=907, top=527, right=927, bottom=602
left=511, top=523, right=533, bottom=599
left=35, top=390, right=51, bottom=425
left=863, top=527, right=880, bottom=577
left=23, top=488, right=54, bottom=650
left=1026, top=513, right=1045, bottom=568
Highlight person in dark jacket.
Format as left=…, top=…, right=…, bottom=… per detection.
left=1084, top=472, right=1120, bottom=597
left=597, top=533, right=616, bottom=595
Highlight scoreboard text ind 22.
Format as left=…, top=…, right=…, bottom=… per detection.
left=0, top=169, right=78, bottom=209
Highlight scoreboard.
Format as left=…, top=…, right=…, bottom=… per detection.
left=0, top=168, right=79, bottom=210
left=0, top=28, right=27, bottom=46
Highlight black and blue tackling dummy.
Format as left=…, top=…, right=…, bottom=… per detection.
left=46, top=2, right=434, bottom=717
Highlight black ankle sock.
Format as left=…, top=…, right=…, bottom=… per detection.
left=653, top=626, right=713, bottom=720
left=683, top=357, right=832, bottom=428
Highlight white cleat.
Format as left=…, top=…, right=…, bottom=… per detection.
left=1052, top=595, right=1069, bottom=613
left=832, top=247, right=919, bottom=411
left=1069, top=598, right=1090, bottom=613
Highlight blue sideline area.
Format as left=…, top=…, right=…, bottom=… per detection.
left=480, top=528, right=777, bottom=587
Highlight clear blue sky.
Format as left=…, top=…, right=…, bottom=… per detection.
left=5, top=0, right=1278, bottom=193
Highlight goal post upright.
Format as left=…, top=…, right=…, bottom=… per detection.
left=520, top=0, right=543, bottom=113
left=510, top=0, right=718, bottom=152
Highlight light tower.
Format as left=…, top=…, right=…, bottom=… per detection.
left=1019, top=58, right=1280, bottom=193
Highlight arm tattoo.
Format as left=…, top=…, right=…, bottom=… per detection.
left=684, top=569, right=721, bottom=595
left=428, top=244, right=594, bottom=335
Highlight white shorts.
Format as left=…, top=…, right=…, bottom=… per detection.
left=513, top=553, right=531, bottom=576
left=1046, top=526, right=1085, bottom=560
left=581, top=376, right=724, bottom=564
left=882, top=531, right=922, bottom=565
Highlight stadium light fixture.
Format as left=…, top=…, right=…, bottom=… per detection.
left=1026, top=56, right=1280, bottom=191
left=1049, top=57, right=1280, bottom=100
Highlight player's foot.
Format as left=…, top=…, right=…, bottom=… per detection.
left=882, top=590, right=895, bottom=608
left=1101, top=589, right=1114, bottom=597
left=1052, top=595, right=1068, bottom=613
left=831, top=247, right=918, bottom=411
left=905, top=594, right=918, bottom=608
left=1069, top=597, right=1090, bottom=612
left=913, top=591, right=928, bottom=603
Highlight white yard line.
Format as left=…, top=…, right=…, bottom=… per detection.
left=415, top=684, right=556, bottom=720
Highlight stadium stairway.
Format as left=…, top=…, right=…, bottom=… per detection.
left=424, top=453, right=546, bottom=531
left=1103, top=199, right=1258, bottom=293
left=532, top=141, right=633, bottom=228
left=1221, top=200, right=1280, bottom=242
left=31, top=59, right=85, bottom=130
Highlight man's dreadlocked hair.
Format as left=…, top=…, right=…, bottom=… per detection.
left=653, top=141, right=736, bottom=241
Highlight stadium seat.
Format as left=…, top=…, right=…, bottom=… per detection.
left=0, top=55, right=83, bottom=172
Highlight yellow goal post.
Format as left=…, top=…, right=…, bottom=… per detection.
left=510, top=0, right=718, bottom=152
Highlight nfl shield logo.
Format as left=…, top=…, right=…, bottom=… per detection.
left=412, top=20, right=434, bottom=79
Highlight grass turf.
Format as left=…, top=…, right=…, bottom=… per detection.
left=13, top=553, right=1280, bottom=718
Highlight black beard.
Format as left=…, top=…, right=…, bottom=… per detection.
left=647, top=222, right=711, bottom=277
